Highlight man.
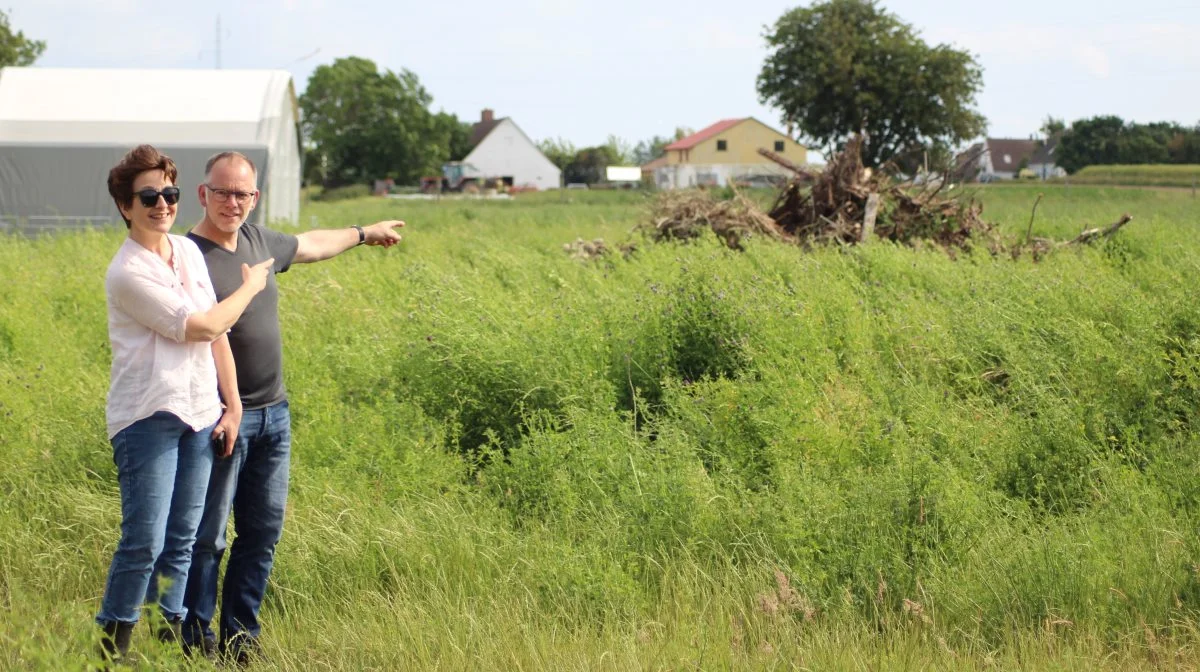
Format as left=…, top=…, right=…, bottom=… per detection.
left=180, top=151, right=403, bottom=662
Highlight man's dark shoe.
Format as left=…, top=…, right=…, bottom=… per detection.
left=155, top=617, right=182, bottom=644
left=221, top=631, right=264, bottom=667
left=182, top=635, right=218, bottom=660
left=98, top=620, right=134, bottom=663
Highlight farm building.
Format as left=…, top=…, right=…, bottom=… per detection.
left=462, top=109, right=561, bottom=191
left=0, top=67, right=301, bottom=230
left=646, top=118, right=809, bottom=189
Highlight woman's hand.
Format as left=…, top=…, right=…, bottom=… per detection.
left=212, top=408, right=242, bottom=458
left=240, top=257, right=276, bottom=294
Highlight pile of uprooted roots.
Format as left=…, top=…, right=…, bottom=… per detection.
left=644, top=189, right=787, bottom=251
left=632, top=135, right=1130, bottom=259
left=768, top=135, right=998, bottom=251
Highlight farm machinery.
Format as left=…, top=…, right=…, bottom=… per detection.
left=420, top=162, right=512, bottom=194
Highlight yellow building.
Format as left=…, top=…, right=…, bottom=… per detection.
left=649, top=118, right=808, bottom=189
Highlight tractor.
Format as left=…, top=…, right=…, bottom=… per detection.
left=420, top=162, right=513, bottom=194
left=421, top=161, right=483, bottom=194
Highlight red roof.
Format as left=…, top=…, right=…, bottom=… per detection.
left=664, top=118, right=746, bottom=151
left=641, top=155, right=669, bottom=172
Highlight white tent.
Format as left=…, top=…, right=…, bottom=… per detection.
left=0, top=67, right=301, bottom=231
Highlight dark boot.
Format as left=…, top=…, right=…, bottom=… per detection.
left=98, top=620, right=134, bottom=663
left=221, top=631, right=263, bottom=667
left=182, top=635, right=218, bottom=660
left=155, top=617, right=182, bottom=644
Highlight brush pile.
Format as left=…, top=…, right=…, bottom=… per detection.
left=581, top=135, right=1133, bottom=260
left=643, top=189, right=787, bottom=251
left=639, top=135, right=1002, bottom=254
left=768, top=136, right=998, bottom=252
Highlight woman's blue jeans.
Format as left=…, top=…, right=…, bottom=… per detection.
left=96, top=411, right=216, bottom=624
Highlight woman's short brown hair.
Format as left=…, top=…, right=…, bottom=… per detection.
left=107, top=144, right=178, bottom=228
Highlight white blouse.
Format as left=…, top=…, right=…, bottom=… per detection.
left=104, top=234, right=220, bottom=439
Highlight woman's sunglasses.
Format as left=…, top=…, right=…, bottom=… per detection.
left=134, top=187, right=181, bottom=208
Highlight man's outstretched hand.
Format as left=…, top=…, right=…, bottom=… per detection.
left=364, top=220, right=405, bottom=248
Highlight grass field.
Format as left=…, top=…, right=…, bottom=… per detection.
left=2, top=184, right=1200, bottom=670
left=1048, top=164, right=1200, bottom=189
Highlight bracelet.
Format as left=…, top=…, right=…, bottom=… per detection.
left=352, top=225, right=365, bottom=245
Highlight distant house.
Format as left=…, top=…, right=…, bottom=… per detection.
left=646, top=118, right=809, bottom=189
left=1029, top=137, right=1066, bottom=180
left=462, top=109, right=561, bottom=190
left=956, top=138, right=1042, bottom=181
left=640, top=154, right=669, bottom=181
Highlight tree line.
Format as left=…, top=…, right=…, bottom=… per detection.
left=1053, top=116, right=1200, bottom=175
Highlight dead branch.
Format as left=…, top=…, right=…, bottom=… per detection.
left=1065, top=214, right=1134, bottom=245
left=1025, top=193, right=1044, bottom=245
left=756, top=148, right=817, bottom=180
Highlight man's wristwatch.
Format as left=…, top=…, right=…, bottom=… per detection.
left=353, top=225, right=365, bottom=245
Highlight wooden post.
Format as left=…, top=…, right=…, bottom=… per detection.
left=861, top=193, right=880, bottom=243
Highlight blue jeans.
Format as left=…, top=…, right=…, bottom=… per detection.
left=183, top=400, right=291, bottom=648
left=97, top=411, right=216, bottom=625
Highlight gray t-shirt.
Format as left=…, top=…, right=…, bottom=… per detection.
left=187, top=222, right=299, bottom=409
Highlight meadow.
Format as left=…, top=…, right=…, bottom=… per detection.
left=2, top=184, right=1200, bottom=670
left=1053, top=165, right=1200, bottom=189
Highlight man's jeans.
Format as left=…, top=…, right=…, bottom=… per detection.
left=97, top=411, right=216, bottom=625
left=182, top=400, right=291, bottom=648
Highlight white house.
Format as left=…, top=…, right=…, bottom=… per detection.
left=462, top=109, right=560, bottom=191
left=1029, top=138, right=1067, bottom=180
left=0, top=67, right=301, bottom=229
left=954, top=137, right=1064, bottom=182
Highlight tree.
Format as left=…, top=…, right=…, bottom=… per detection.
left=1056, top=116, right=1200, bottom=172
left=757, top=0, right=985, bottom=169
left=564, top=145, right=623, bottom=184
left=435, top=111, right=474, bottom=161
left=1056, top=115, right=1124, bottom=173
left=632, top=135, right=672, bottom=166
left=300, top=57, right=460, bottom=187
left=1040, top=116, right=1066, bottom=139
left=0, top=10, right=44, bottom=67
left=604, top=135, right=634, bottom=165
left=631, top=128, right=695, bottom=166
left=537, top=137, right=577, bottom=171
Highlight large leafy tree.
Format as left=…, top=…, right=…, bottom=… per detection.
left=757, top=0, right=985, bottom=169
left=0, top=9, right=45, bottom=67
left=300, top=57, right=463, bottom=187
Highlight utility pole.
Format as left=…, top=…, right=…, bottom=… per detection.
left=215, top=15, right=222, bottom=69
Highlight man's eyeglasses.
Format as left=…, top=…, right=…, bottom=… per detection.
left=134, top=187, right=181, bottom=208
left=205, top=185, right=256, bottom=205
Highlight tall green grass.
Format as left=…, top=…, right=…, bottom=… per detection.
left=2, top=184, right=1199, bottom=669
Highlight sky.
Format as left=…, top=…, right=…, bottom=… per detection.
left=5, top=0, right=1199, bottom=155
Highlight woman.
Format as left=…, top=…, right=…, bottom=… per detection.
left=96, top=144, right=275, bottom=662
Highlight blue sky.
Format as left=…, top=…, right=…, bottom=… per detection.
left=6, top=0, right=1198, bottom=156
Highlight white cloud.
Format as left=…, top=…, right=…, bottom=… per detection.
left=930, top=21, right=1198, bottom=80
